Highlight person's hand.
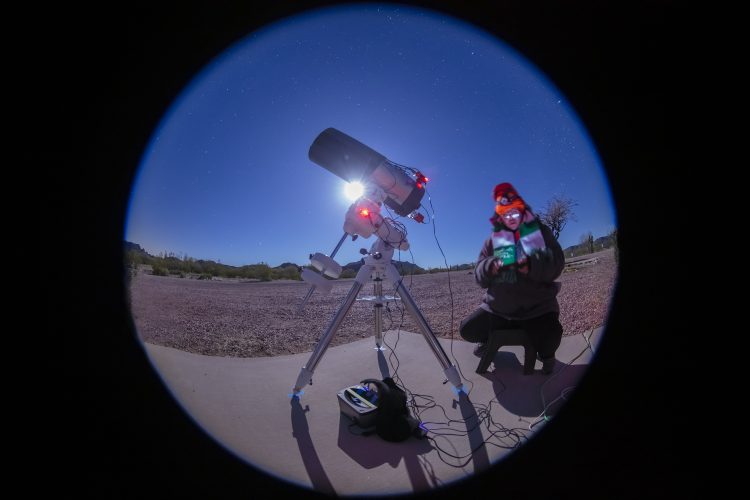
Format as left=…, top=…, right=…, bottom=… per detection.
left=490, top=259, right=502, bottom=275
left=491, top=259, right=528, bottom=275
left=516, top=256, right=529, bottom=274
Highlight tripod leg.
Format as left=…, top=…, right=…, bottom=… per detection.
left=386, top=265, right=464, bottom=393
left=292, top=267, right=369, bottom=395
left=374, top=278, right=384, bottom=350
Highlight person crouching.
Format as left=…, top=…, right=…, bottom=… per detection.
left=459, top=182, right=565, bottom=374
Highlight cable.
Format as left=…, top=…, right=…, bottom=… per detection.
left=371, top=202, right=409, bottom=252
left=583, top=326, right=595, bottom=353
left=421, top=206, right=433, bottom=225
left=421, top=189, right=477, bottom=398
left=382, top=289, right=408, bottom=382
left=382, top=204, right=414, bottom=288
left=380, top=286, right=532, bottom=470
left=383, top=217, right=408, bottom=249
left=525, top=327, right=597, bottom=430
left=345, top=177, right=601, bottom=467
left=386, top=159, right=419, bottom=177
left=358, top=183, right=537, bottom=468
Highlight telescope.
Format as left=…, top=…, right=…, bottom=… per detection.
left=308, top=127, right=428, bottom=218
left=292, top=128, right=465, bottom=399
left=298, top=127, right=429, bottom=303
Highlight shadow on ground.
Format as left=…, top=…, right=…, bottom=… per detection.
left=480, top=350, right=591, bottom=418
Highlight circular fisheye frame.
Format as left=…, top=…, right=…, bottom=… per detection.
left=124, top=3, right=618, bottom=496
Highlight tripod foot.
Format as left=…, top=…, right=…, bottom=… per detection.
left=292, top=366, right=314, bottom=397
left=443, top=366, right=464, bottom=395
left=450, top=385, right=467, bottom=396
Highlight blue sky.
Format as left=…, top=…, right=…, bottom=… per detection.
left=125, top=4, right=616, bottom=269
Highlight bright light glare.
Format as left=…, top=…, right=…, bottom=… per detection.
left=344, top=181, right=364, bottom=201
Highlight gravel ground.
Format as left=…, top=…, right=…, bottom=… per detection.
left=128, top=248, right=618, bottom=358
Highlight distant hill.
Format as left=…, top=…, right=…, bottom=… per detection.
left=124, top=242, right=297, bottom=281
left=275, top=262, right=301, bottom=270
left=124, top=241, right=150, bottom=257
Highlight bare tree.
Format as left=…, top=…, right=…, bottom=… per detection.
left=537, top=194, right=578, bottom=240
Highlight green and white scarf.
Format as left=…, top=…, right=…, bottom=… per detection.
left=491, top=210, right=546, bottom=282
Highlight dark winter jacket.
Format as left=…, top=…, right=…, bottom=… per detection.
left=474, top=221, right=564, bottom=320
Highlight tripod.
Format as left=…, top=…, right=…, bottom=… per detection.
left=291, top=237, right=465, bottom=396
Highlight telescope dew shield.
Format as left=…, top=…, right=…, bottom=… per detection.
left=308, top=128, right=386, bottom=181
left=308, top=128, right=425, bottom=216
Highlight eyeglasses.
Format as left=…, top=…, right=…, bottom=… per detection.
left=501, top=211, right=521, bottom=220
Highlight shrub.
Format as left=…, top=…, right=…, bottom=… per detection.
left=151, top=264, right=168, bottom=276
left=339, top=269, right=357, bottom=279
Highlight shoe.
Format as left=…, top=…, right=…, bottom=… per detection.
left=473, top=342, right=487, bottom=357
left=541, top=357, right=555, bottom=375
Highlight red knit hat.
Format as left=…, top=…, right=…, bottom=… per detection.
left=493, top=182, right=526, bottom=215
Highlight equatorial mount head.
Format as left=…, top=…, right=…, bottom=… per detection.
left=343, top=196, right=409, bottom=251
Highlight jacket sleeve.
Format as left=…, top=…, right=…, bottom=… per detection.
left=474, top=238, right=498, bottom=289
left=526, top=223, right=565, bottom=283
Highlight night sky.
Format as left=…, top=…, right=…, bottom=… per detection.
left=125, top=4, right=615, bottom=269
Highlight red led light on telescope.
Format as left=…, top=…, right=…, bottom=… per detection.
left=415, top=171, right=428, bottom=188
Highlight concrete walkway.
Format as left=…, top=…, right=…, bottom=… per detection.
left=143, top=327, right=603, bottom=497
